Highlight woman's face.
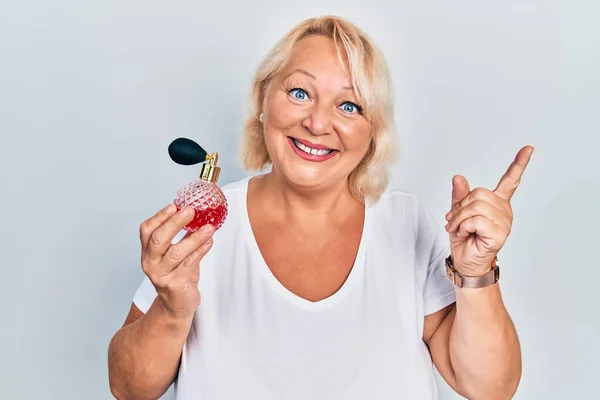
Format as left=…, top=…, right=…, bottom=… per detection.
left=263, top=35, right=372, bottom=192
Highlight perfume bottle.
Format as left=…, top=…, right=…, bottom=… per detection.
left=168, top=138, right=228, bottom=233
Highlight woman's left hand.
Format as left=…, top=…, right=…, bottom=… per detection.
left=444, top=146, right=534, bottom=276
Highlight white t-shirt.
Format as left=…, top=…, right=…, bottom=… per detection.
left=133, top=176, right=456, bottom=399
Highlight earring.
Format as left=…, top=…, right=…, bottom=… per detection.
left=259, top=113, right=264, bottom=122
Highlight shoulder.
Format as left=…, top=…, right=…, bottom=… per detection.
left=210, top=175, right=252, bottom=235
left=370, top=186, right=424, bottom=231
left=369, top=185, right=446, bottom=252
left=377, top=186, right=420, bottom=209
left=217, top=175, right=251, bottom=209
left=219, top=176, right=251, bottom=196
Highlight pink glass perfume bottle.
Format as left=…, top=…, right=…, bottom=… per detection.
left=168, top=138, right=228, bottom=233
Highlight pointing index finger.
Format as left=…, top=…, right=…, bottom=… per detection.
left=494, top=145, right=534, bottom=200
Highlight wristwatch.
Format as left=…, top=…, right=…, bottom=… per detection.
left=445, top=255, right=500, bottom=288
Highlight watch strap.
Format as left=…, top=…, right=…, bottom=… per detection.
left=445, top=255, right=500, bottom=289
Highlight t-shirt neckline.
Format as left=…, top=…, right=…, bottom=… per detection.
left=238, top=175, right=372, bottom=311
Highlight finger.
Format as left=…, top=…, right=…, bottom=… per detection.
left=163, top=224, right=215, bottom=269
left=445, top=200, right=507, bottom=233
left=451, top=175, right=471, bottom=207
left=163, top=235, right=214, bottom=279
left=446, top=187, right=507, bottom=221
left=454, top=216, right=503, bottom=241
left=145, top=206, right=196, bottom=259
left=140, top=204, right=178, bottom=252
left=494, top=145, right=534, bottom=201
left=179, top=237, right=214, bottom=270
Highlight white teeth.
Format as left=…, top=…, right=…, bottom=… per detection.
left=293, top=139, right=333, bottom=156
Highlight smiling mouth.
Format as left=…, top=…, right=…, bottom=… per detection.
left=291, top=138, right=336, bottom=156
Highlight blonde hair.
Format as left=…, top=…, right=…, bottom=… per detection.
left=240, top=15, right=398, bottom=202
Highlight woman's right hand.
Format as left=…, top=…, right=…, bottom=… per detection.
left=139, top=204, right=215, bottom=320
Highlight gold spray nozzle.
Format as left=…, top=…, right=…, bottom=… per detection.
left=199, top=152, right=221, bottom=183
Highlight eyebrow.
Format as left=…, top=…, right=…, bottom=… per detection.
left=284, top=68, right=353, bottom=91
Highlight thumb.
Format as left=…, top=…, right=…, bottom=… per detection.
left=451, top=175, right=470, bottom=207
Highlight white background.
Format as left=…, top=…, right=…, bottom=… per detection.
left=1, top=0, right=598, bottom=398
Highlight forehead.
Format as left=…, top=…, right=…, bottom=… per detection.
left=282, top=35, right=351, bottom=80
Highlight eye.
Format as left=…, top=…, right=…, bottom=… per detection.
left=339, top=101, right=362, bottom=114
left=289, top=88, right=309, bottom=101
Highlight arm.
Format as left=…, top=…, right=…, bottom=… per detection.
left=424, top=285, right=522, bottom=399
left=424, top=146, right=533, bottom=399
left=108, top=204, right=215, bottom=399
left=108, top=301, right=193, bottom=400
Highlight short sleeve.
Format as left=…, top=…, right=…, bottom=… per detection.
left=415, top=199, right=457, bottom=316
left=132, top=275, right=158, bottom=313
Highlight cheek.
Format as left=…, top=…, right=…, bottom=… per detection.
left=267, top=92, right=307, bottom=129
left=336, top=120, right=372, bottom=153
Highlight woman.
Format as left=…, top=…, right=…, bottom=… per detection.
left=108, top=15, right=532, bottom=399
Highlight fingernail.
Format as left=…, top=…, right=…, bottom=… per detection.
left=445, top=223, right=450, bottom=231
left=182, top=207, right=194, bottom=217
left=201, top=224, right=215, bottom=235
left=165, top=204, right=176, bottom=214
left=445, top=212, right=452, bottom=221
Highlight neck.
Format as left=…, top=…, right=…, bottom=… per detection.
left=255, top=169, right=362, bottom=226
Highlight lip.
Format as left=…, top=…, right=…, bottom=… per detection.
left=292, top=137, right=335, bottom=151
left=287, top=137, right=338, bottom=162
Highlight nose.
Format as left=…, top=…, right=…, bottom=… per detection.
left=301, top=105, right=333, bottom=136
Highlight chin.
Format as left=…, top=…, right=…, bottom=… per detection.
left=286, top=167, right=328, bottom=188
left=274, top=159, right=344, bottom=192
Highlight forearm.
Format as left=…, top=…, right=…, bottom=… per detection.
left=108, top=298, right=193, bottom=400
left=449, top=284, right=522, bottom=399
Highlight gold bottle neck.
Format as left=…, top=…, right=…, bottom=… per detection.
left=199, top=152, right=221, bottom=183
